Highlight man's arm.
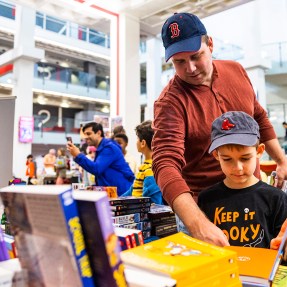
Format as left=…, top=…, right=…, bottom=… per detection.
left=172, top=192, right=229, bottom=246
left=264, top=138, right=287, bottom=187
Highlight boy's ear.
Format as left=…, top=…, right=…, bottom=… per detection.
left=212, top=150, right=219, bottom=161
left=140, top=139, right=146, bottom=148
left=256, top=143, right=265, bottom=158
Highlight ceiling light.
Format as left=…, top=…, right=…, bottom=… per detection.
left=37, top=95, right=47, bottom=105
left=100, top=105, right=110, bottom=113
left=61, top=99, right=70, bottom=108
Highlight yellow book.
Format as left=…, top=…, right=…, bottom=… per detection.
left=121, top=232, right=241, bottom=287
left=273, top=265, right=287, bottom=287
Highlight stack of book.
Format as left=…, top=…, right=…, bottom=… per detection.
left=0, top=185, right=128, bottom=287
left=110, top=196, right=152, bottom=240
left=121, top=232, right=242, bottom=287
left=148, top=204, right=177, bottom=238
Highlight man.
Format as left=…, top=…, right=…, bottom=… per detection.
left=152, top=12, right=287, bottom=247
left=43, top=149, right=56, bottom=174
left=67, top=122, right=134, bottom=196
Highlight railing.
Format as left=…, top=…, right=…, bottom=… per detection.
left=262, top=42, right=287, bottom=72
left=0, top=0, right=110, bottom=48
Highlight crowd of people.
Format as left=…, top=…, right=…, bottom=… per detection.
left=24, top=12, right=287, bottom=251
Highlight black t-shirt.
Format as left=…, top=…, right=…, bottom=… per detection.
left=198, top=181, right=287, bottom=248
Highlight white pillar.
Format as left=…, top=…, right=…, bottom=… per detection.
left=145, top=37, right=162, bottom=120
left=239, top=0, right=270, bottom=110
left=116, top=13, right=141, bottom=163
left=12, top=6, right=44, bottom=179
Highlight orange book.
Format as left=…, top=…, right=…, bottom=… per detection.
left=225, top=246, right=282, bottom=286
left=121, top=232, right=241, bottom=287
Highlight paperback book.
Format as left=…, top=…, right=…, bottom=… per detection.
left=121, top=232, right=241, bottom=287
left=0, top=184, right=94, bottom=287
left=110, top=196, right=151, bottom=206
left=73, top=190, right=128, bottom=287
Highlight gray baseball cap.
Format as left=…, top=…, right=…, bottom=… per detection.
left=209, top=111, right=260, bottom=153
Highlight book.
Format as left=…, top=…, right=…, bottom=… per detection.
left=273, top=265, right=287, bottom=287
left=111, top=207, right=150, bottom=216
left=112, top=213, right=149, bottom=225
left=73, top=190, right=127, bottom=287
left=225, top=246, right=284, bottom=286
left=121, top=232, right=241, bottom=287
left=124, top=266, right=177, bottom=287
left=0, top=184, right=95, bottom=287
left=110, top=202, right=151, bottom=211
left=110, top=196, right=151, bottom=206
left=148, top=204, right=175, bottom=219
left=225, top=222, right=287, bottom=286
left=114, top=227, right=137, bottom=248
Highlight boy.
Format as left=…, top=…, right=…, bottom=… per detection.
left=113, top=133, right=138, bottom=174
left=121, top=120, right=163, bottom=204
left=198, top=111, right=287, bottom=248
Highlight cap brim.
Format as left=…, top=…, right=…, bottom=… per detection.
left=208, top=134, right=259, bottom=153
left=165, top=35, right=202, bottom=62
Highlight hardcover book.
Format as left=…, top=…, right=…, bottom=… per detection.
left=121, top=232, right=241, bottom=287
left=73, top=190, right=128, bottom=287
left=226, top=224, right=287, bottom=287
left=0, top=184, right=94, bottom=287
left=111, top=207, right=150, bottom=217
left=226, top=246, right=285, bottom=287
left=110, top=202, right=151, bottom=211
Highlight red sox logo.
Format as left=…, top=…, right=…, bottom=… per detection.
left=169, top=23, right=180, bottom=38
left=221, top=119, right=235, bottom=130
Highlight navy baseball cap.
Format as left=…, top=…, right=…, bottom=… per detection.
left=209, top=111, right=260, bottom=153
left=161, top=13, right=207, bottom=62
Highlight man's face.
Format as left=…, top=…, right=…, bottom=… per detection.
left=84, top=127, right=102, bottom=148
left=171, top=37, right=213, bottom=86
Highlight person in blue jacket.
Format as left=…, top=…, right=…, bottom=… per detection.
left=67, top=122, right=134, bottom=196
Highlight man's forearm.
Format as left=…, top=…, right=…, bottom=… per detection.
left=264, top=138, right=287, bottom=164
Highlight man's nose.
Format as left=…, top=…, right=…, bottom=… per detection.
left=186, top=60, right=196, bottom=73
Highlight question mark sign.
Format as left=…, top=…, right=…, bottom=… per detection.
left=38, top=110, right=51, bottom=127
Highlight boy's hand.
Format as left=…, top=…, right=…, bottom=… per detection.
left=270, top=219, right=287, bottom=250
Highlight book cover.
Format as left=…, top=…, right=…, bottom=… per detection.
left=225, top=246, right=282, bottom=286
left=112, top=213, right=141, bottom=225
left=148, top=204, right=175, bottom=219
left=110, top=197, right=151, bottom=206
left=73, top=190, right=128, bottom=287
left=0, top=184, right=94, bottom=287
left=273, top=265, right=287, bottom=287
left=114, top=228, right=137, bottom=248
left=121, top=232, right=240, bottom=287
left=226, top=223, right=287, bottom=286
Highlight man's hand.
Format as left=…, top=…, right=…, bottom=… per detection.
left=270, top=219, right=287, bottom=250
left=275, top=162, right=287, bottom=189
left=66, top=142, right=81, bottom=158
left=173, top=193, right=230, bottom=247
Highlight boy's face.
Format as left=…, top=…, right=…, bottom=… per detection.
left=114, top=137, right=127, bottom=153
left=212, top=144, right=265, bottom=189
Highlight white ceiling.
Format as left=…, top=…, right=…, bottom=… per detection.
left=11, top=0, right=254, bottom=37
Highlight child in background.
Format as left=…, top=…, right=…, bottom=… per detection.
left=121, top=120, right=163, bottom=204
left=55, top=148, right=68, bottom=185
left=82, top=146, right=96, bottom=186
left=26, top=154, right=36, bottom=185
left=113, top=133, right=138, bottom=175
left=198, top=111, right=287, bottom=248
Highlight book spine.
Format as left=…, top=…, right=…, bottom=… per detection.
left=110, top=203, right=151, bottom=211
left=109, top=197, right=151, bottom=206
left=112, top=213, right=141, bottom=225
left=61, top=191, right=95, bottom=287
left=112, top=207, right=150, bottom=216
left=0, top=228, right=9, bottom=261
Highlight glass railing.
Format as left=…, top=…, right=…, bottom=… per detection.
left=0, top=0, right=15, bottom=20
left=0, top=1, right=110, bottom=49
left=34, top=63, right=110, bottom=99
left=262, top=42, right=287, bottom=73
